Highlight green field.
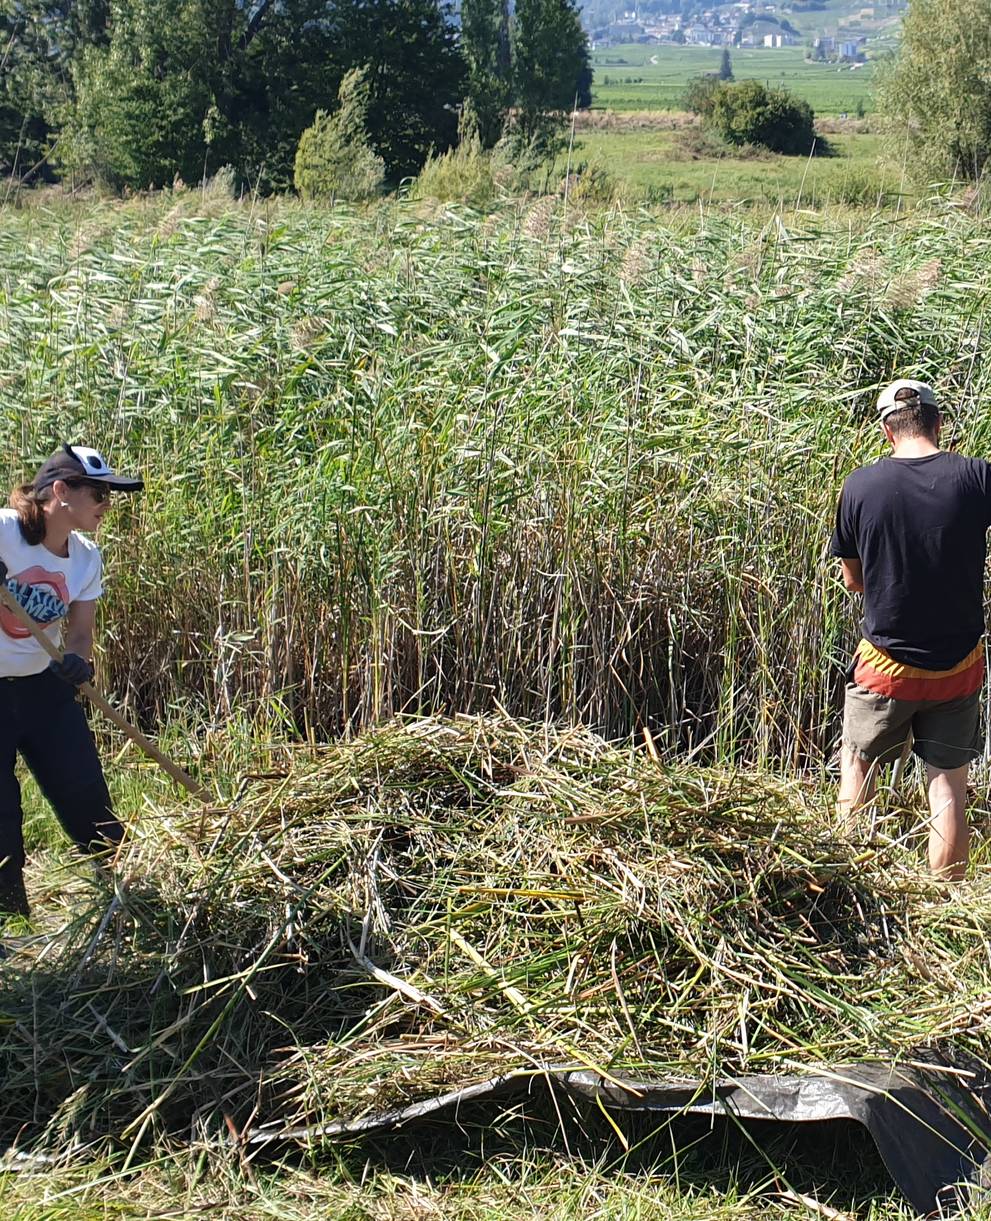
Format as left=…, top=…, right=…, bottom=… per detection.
left=592, top=44, right=876, bottom=114
left=566, top=129, right=896, bottom=205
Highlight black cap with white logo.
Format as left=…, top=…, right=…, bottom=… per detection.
left=34, top=444, right=144, bottom=493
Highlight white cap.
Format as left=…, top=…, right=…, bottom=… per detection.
left=877, top=378, right=938, bottom=422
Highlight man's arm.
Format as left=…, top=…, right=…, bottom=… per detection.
left=831, top=482, right=862, bottom=590
left=840, top=558, right=864, bottom=594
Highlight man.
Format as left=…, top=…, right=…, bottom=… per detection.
left=831, top=378, right=990, bottom=880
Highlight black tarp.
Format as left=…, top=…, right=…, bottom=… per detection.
left=250, top=1058, right=991, bottom=1216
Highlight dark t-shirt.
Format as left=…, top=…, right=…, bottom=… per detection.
left=830, top=451, right=991, bottom=670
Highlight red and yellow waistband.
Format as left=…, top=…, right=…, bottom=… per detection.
left=852, top=638, right=985, bottom=702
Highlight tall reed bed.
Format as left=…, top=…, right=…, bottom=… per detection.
left=1, top=191, right=988, bottom=765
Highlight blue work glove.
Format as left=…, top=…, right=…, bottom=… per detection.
left=49, top=653, right=93, bottom=687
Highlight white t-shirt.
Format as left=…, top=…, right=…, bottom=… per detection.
left=0, top=508, right=102, bottom=677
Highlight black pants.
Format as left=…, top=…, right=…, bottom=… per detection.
left=0, top=669, right=122, bottom=916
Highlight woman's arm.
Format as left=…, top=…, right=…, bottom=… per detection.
left=65, top=599, right=97, bottom=661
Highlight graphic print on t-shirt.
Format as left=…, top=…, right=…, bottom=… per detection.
left=0, top=566, right=69, bottom=639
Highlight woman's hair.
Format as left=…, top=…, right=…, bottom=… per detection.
left=10, top=481, right=52, bottom=545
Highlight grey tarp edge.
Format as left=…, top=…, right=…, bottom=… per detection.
left=247, top=1061, right=991, bottom=1216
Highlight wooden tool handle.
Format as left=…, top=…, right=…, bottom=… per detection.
left=0, top=583, right=208, bottom=801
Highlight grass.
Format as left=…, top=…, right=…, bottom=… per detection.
left=2, top=187, right=986, bottom=769
left=591, top=46, right=877, bottom=115
left=559, top=129, right=896, bottom=205
left=0, top=1141, right=938, bottom=1219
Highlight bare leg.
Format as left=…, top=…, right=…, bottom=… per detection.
left=925, top=763, right=969, bottom=881
left=837, top=747, right=879, bottom=833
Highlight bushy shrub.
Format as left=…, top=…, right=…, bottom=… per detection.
left=561, top=159, right=620, bottom=204
left=294, top=68, right=384, bottom=202
left=413, top=128, right=498, bottom=207
left=682, top=74, right=722, bottom=119
left=708, top=80, right=816, bottom=156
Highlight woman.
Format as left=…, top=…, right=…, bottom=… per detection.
left=0, top=444, right=143, bottom=919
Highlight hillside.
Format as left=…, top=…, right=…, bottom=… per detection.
left=584, top=0, right=904, bottom=44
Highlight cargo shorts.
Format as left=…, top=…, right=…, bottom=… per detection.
left=843, top=682, right=982, bottom=771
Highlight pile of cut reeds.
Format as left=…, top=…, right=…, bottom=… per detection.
left=2, top=715, right=989, bottom=1155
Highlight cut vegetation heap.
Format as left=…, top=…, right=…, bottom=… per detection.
left=3, top=716, right=990, bottom=1156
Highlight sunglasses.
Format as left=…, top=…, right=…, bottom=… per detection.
left=67, top=480, right=112, bottom=503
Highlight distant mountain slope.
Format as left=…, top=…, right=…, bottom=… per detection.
left=582, top=0, right=903, bottom=46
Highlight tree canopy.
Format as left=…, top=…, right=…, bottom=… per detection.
left=1, top=0, right=590, bottom=193
left=511, top=0, right=592, bottom=162
left=461, top=0, right=512, bottom=149
left=877, top=0, right=991, bottom=180
left=0, top=0, right=108, bottom=177
left=339, top=0, right=464, bottom=183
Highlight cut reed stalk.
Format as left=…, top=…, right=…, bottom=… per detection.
left=1, top=716, right=988, bottom=1156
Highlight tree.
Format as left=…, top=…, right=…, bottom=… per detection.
left=877, top=0, right=991, bottom=180
left=1, top=0, right=52, bottom=176
left=63, top=0, right=338, bottom=190
left=511, top=0, right=592, bottom=163
left=335, top=0, right=465, bottom=182
left=707, top=80, right=815, bottom=155
left=294, top=67, right=384, bottom=200
left=66, top=0, right=214, bottom=189
left=0, top=0, right=108, bottom=179
left=60, top=0, right=462, bottom=191
left=683, top=73, right=721, bottom=118
left=6, top=0, right=464, bottom=192
left=226, top=0, right=350, bottom=190
left=461, top=0, right=511, bottom=149
left=718, top=48, right=733, bottom=80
